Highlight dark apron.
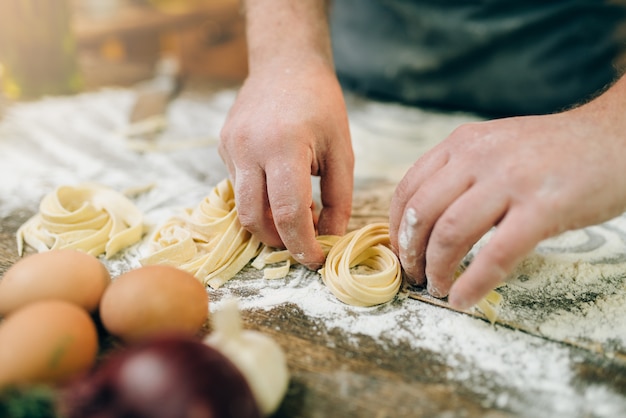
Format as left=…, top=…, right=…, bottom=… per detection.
left=330, top=0, right=626, bottom=116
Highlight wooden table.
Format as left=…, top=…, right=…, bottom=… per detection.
left=0, top=85, right=625, bottom=418
left=2, top=197, right=625, bottom=418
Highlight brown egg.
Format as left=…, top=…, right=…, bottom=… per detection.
left=0, top=249, right=111, bottom=316
left=0, top=300, right=99, bottom=389
left=100, top=265, right=209, bottom=343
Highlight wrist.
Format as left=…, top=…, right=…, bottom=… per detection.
left=243, top=0, right=333, bottom=73
left=571, top=75, right=626, bottom=139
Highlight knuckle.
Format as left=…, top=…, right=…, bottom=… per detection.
left=432, top=214, right=464, bottom=248
left=482, top=248, right=510, bottom=272
left=237, top=211, right=258, bottom=232
left=219, top=122, right=243, bottom=144
left=393, top=178, right=414, bottom=204
left=450, top=121, right=484, bottom=139
left=236, top=205, right=261, bottom=232
left=238, top=212, right=283, bottom=248
left=272, top=202, right=304, bottom=228
left=334, top=202, right=353, bottom=223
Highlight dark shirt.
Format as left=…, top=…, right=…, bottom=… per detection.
left=330, top=0, right=626, bottom=116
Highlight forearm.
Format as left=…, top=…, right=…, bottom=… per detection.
left=242, top=0, right=333, bottom=73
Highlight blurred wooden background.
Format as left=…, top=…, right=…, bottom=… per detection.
left=73, top=0, right=248, bottom=89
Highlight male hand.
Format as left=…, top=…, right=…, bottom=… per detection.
left=219, top=59, right=354, bottom=269
left=390, top=98, right=626, bottom=310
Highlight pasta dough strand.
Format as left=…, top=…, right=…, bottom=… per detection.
left=16, top=183, right=143, bottom=258
left=141, top=178, right=502, bottom=318
left=319, top=223, right=402, bottom=307
left=141, top=178, right=263, bottom=288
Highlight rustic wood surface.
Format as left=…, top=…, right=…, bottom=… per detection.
left=1, top=185, right=625, bottom=418
left=2, top=2, right=624, bottom=416
left=0, top=82, right=625, bottom=416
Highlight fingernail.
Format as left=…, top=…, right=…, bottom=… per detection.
left=306, top=262, right=323, bottom=271
left=291, top=251, right=323, bottom=271
left=448, top=293, right=471, bottom=311
left=427, top=282, right=446, bottom=299
left=403, top=270, right=425, bottom=287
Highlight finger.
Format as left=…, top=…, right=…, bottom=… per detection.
left=316, top=145, right=354, bottom=236
left=395, top=163, right=475, bottom=286
left=424, top=185, right=509, bottom=298
left=389, top=149, right=450, bottom=253
left=266, top=159, right=325, bottom=270
left=217, top=144, right=236, bottom=184
left=448, top=207, right=546, bottom=310
left=311, top=200, right=319, bottom=230
left=233, top=167, right=282, bottom=248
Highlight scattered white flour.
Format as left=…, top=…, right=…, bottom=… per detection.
left=398, top=207, right=417, bottom=251
left=207, top=267, right=626, bottom=417
left=1, top=88, right=625, bottom=417
left=501, top=250, right=626, bottom=351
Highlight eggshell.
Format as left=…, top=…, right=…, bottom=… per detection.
left=100, top=265, right=209, bottom=343
left=0, top=249, right=111, bottom=316
left=0, top=300, right=99, bottom=388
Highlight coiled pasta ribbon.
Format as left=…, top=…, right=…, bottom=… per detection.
left=252, top=225, right=402, bottom=307
left=16, top=183, right=143, bottom=258
left=318, top=223, right=402, bottom=307
left=141, top=179, right=262, bottom=288
left=141, top=178, right=500, bottom=316
left=142, top=179, right=402, bottom=306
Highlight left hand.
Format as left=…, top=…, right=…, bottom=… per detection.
left=389, top=97, right=626, bottom=310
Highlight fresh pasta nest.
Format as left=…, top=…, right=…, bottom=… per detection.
left=15, top=179, right=502, bottom=315
left=141, top=179, right=262, bottom=289
left=16, top=183, right=143, bottom=258
left=319, top=223, right=402, bottom=307
left=141, top=179, right=403, bottom=306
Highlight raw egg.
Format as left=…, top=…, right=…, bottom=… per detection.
left=0, top=249, right=111, bottom=316
left=100, top=265, right=209, bottom=343
left=0, top=300, right=99, bottom=388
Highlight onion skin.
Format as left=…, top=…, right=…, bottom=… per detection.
left=60, top=334, right=261, bottom=418
left=204, top=299, right=289, bottom=416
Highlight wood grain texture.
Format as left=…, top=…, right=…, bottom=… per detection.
left=1, top=87, right=625, bottom=417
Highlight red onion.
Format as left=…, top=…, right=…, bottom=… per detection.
left=59, top=334, right=261, bottom=418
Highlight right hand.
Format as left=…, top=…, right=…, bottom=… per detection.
left=219, top=57, right=354, bottom=269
